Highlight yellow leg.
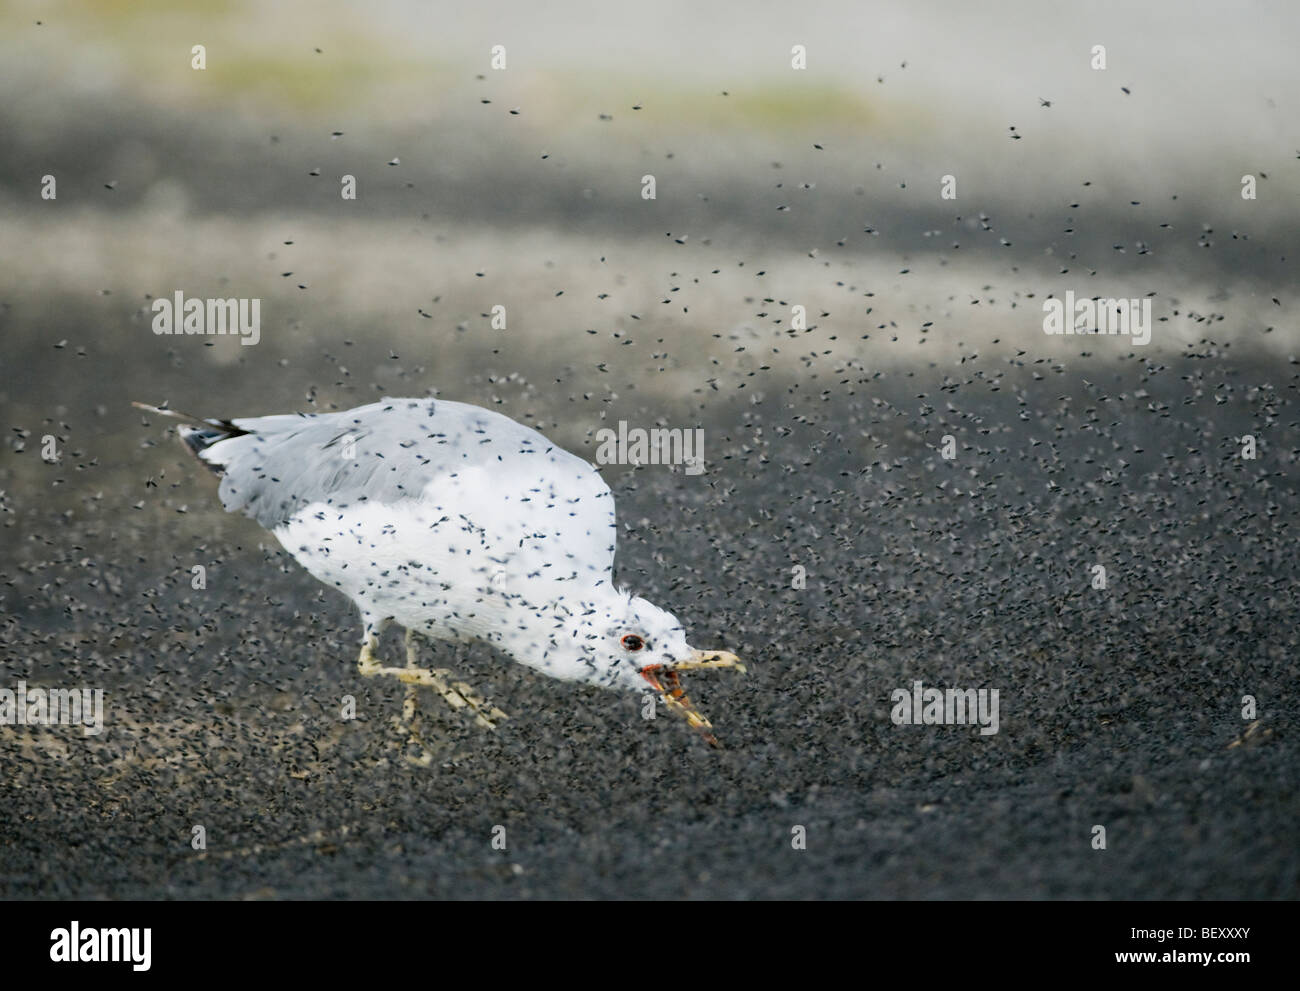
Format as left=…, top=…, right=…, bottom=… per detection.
left=356, top=633, right=433, bottom=767
left=404, top=630, right=510, bottom=729
left=358, top=630, right=508, bottom=730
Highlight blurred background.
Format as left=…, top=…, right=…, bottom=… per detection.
left=3, top=0, right=1298, bottom=406
left=1, top=1, right=1297, bottom=899
left=3, top=0, right=1299, bottom=479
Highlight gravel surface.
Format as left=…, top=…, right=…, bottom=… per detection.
left=3, top=343, right=1296, bottom=899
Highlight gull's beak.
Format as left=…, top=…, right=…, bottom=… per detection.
left=672, top=649, right=747, bottom=674
left=640, top=650, right=746, bottom=748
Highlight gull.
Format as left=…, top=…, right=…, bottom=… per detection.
left=134, top=397, right=744, bottom=760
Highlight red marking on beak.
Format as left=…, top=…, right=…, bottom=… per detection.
left=641, top=664, right=720, bottom=747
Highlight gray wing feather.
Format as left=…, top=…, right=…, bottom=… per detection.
left=203, top=399, right=615, bottom=574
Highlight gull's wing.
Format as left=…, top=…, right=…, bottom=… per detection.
left=199, top=397, right=617, bottom=579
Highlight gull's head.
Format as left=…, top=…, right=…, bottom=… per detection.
left=535, top=587, right=745, bottom=745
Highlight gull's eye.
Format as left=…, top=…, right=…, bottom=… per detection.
left=620, top=634, right=645, bottom=652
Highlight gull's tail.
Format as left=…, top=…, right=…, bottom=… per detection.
left=132, top=401, right=249, bottom=473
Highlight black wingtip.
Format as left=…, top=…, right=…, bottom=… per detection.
left=135, top=401, right=248, bottom=474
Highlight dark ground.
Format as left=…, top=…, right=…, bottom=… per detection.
left=2, top=337, right=1296, bottom=899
